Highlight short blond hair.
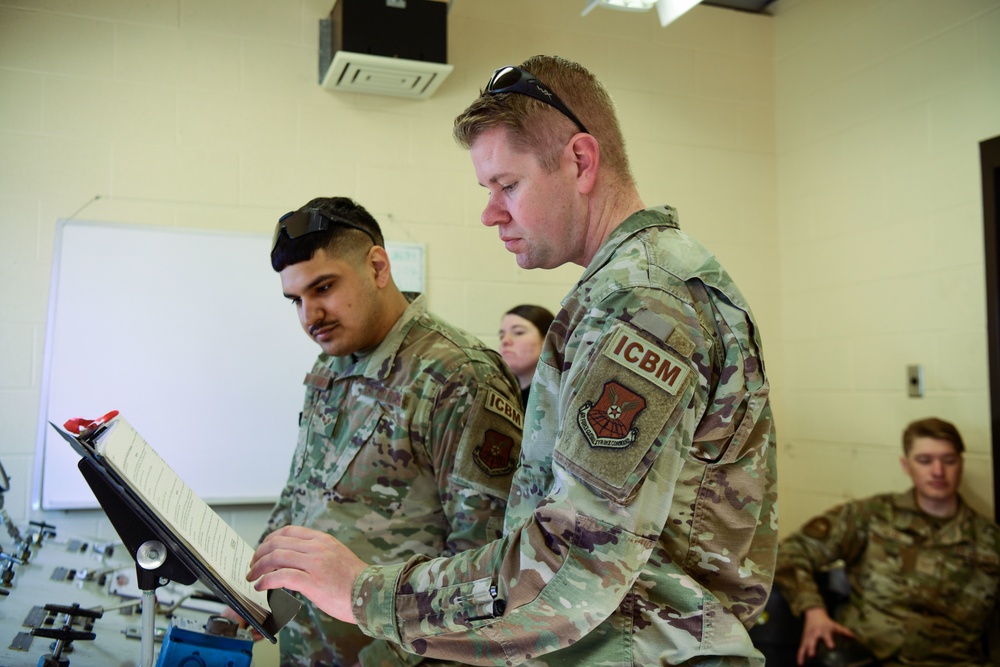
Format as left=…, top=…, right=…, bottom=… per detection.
left=454, top=55, right=633, bottom=181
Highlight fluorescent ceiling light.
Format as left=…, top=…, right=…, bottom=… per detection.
left=582, top=0, right=656, bottom=16
left=581, top=0, right=702, bottom=26
left=655, top=0, right=702, bottom=26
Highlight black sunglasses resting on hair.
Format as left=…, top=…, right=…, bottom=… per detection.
left=485, top=66, right=590, bottom=135
left=272, top=209, right=377, bottom=253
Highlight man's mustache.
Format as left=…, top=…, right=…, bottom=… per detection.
left=309, top=321, right=334, bottom=336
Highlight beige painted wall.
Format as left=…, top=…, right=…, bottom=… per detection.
left=0, top=0, right=998, bottom=662
left=772, top=0, right=1000, bottom=534
left=0, top=0, right=777, bottom=529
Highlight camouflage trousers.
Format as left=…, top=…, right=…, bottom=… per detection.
left=278, top=602, right=369, bottom=667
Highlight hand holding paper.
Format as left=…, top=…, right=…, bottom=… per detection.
left=248, top=525, right=366, bottom=624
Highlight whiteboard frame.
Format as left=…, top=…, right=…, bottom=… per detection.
left=33, top=220, right=426, bottom=510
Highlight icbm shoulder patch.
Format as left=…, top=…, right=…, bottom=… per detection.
left=474, top=430, right=517, bottom=476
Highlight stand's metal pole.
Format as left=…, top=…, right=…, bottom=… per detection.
left=140, top=588, right=156, bottom=667
left=135, top=540, right=168, bottom=667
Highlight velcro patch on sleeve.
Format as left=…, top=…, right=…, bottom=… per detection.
left=602, top=324, right=689, bottom=394
left=304, top=371, right=332, bottom=390
left=576, top=380, right=647, bottom=449
left=554, top=321, right=696, bottom=505
left=483, top=386, right=523, bottom=430
left=452, top=383, right=523, bottom=498
left=803, top=517, right=831, bottom=540
left=473, top=430, right=517, bottom=476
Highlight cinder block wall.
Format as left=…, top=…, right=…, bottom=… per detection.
left=3, top=0, right=999, bottom=663
left=773, top=0, right=1000, bottom=531
left=0, top=0, right=778, bottom=539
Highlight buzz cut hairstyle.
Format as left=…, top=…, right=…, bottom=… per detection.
left=902, top=417, right=965, bottom=456
left=271, top=196, right=384, bottom=273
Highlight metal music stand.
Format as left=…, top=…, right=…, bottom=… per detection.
left=53, top=425, right=300, bottom=667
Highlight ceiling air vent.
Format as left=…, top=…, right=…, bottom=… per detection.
left=321, top=51, right=453, bottom=100
left=319, top=0, right=453, bottom=100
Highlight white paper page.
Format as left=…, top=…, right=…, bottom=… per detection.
left=97, top=417, right=270, bottom=615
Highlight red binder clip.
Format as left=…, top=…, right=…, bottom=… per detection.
left=63, top=410, right=120, bottom=435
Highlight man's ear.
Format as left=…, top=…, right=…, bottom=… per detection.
left=900, top=455, right=912, bottom=478
left=568, top=133, right=600, bottom=195
left=368, top=246, right=392, bottom=288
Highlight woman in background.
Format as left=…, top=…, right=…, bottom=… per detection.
left=499, top=304, right=554, bottom=407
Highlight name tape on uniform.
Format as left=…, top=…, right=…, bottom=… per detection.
left=603, top=325, right=689, bottom=394
left=485, top=387, right=523, bottom=430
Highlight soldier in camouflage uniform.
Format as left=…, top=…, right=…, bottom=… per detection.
left=258, top=196, right=524, bottom=667
left=774, top=417, right=1000, bottom=666
left=248, top=57, right=778, bottom=665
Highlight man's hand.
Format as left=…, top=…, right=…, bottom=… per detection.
left=248, top=525, right=367, bottom=624
left=797, top=606, right=855, bottom=665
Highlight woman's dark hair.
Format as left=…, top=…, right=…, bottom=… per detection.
left=505, top=304, right=555, bottom=337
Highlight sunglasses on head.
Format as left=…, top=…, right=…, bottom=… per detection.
left=485, top=66, right=590, bottom=135
left=272, top=208, right=377, bottom=253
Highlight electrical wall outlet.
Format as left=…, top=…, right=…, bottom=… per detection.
left=907, top=364, right=924, bottom=398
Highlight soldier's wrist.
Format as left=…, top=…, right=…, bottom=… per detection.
left=353, top=562, right=407, bottom=643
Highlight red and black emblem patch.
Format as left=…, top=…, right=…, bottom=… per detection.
left=803, top=517, right=832, bottom=540
left=577, top=380, right=646, bottom=449
left=474, top=429, right=516, bottom=476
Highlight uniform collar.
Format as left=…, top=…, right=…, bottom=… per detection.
left=891, top=488, right=975, bottom=544
left=329, top=293, right=426, bottom=381
left=892, top=488, right=967, bottom=516
left=576, top=206, right=680, bottom=287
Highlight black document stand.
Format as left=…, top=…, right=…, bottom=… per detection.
left=55, top=424, right=300, bottom=666
left=79, top=457, right=195, bottom=667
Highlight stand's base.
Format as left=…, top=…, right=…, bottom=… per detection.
left=38, top=656, right=69, bottom=667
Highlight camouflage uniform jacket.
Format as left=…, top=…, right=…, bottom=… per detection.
left=353, top=206, right=779, bottom=666
left=774, top=490, right=1000, bottom=666
left=264, top=294, right=524, bottom=667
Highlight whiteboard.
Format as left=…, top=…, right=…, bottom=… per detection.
left=34, top=220, right=425, bottom=510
